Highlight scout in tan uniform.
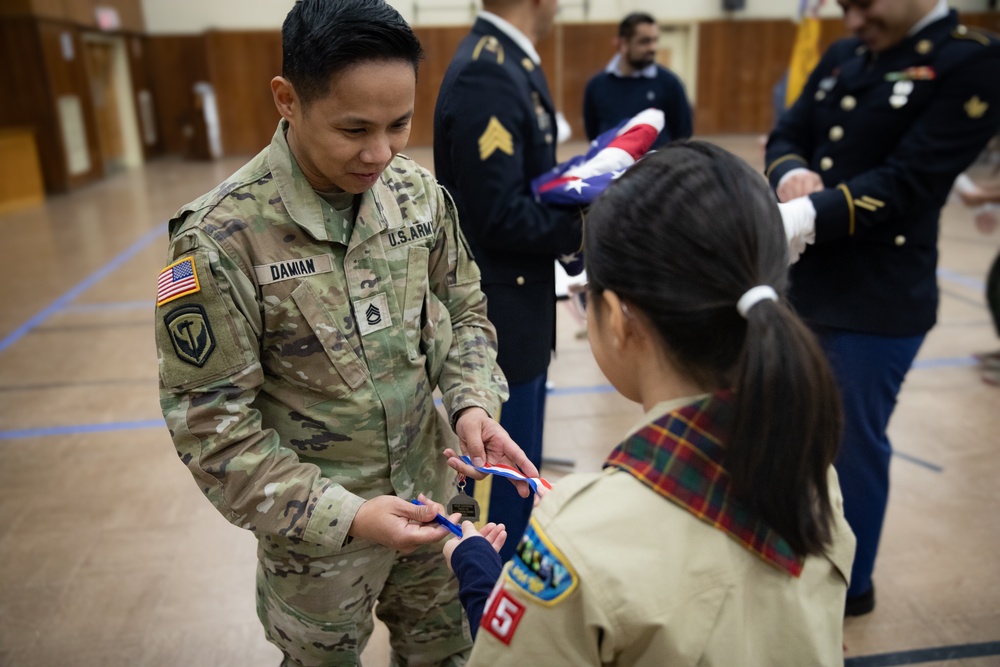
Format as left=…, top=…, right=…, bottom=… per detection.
left=444, top=143, right=857, bottom=666
left=154, top=0, right=537, bottom=664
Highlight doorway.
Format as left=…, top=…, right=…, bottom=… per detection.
left=82, top=33, right=142, bottom=175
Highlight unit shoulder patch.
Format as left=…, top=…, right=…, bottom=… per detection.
left=504, top=520, right=578, bottom=606
left=164, top=304, right=216, bottom=367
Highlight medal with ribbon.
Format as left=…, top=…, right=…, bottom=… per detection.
left=456, top=456, right=553, bottom=495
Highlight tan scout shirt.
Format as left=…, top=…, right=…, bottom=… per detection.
left=156, top=121, right=507, bottom=555
left=469, top=399, right=855, bottom=666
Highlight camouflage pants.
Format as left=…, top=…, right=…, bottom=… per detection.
left=256, top=534, right=471, bottom=667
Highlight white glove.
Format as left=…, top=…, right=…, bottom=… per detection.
left=777, top=197, right=817, bottom=264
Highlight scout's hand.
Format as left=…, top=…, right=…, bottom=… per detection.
left=349, top=494, right=454, bottom=553
left=777, top=169, right=823, bottom=203
left=448, top=408, right=538, bottom=498
left=443, top=521, right=508, bottom=573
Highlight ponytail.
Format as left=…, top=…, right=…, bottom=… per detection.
left=727, top=300, right=841, bottom=556
left=584, top=140, right=843, bottom=558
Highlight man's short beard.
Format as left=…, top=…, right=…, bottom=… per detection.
left=628, top=55, right=654, bottom=70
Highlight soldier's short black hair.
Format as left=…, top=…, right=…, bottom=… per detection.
left=618, top=12, right=656, bottom=40
left=282, top=0, right=423, bottom=105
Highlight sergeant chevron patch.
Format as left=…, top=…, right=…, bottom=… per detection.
left=479, top=117, right=514, bottom=161
left=355, top=292, right=392, bottom=336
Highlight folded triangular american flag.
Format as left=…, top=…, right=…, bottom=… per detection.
left=533, top=108, right=665, bottom=275
left=459, top=455, right=552, bottom=495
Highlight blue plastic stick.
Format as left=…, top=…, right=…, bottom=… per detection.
left=410, top=499, right=463, bottom=537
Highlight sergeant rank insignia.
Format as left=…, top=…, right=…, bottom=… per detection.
left=165, top=304, right=216, bottom=367
left=479, top=116, right=514, bottom=160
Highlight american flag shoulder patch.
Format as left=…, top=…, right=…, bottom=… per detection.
left=157, top=256, right=201, bottom=306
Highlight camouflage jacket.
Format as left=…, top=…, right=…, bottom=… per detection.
left=156, top=121, right=508, bottom=553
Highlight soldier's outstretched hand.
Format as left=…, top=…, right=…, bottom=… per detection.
left=348, top=493, right=456, bottom=553
left=447, top=407, right=538, bottom=498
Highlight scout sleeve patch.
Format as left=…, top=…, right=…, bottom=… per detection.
left=504, top=519, right=578, bottom=606
left=157, top=257, right=201, bottom=306
left=481, top=588, right=526, bottom=645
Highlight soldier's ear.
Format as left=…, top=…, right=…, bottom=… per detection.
left=271, top=76, right=298, bottom=122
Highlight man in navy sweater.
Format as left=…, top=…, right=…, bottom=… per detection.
left=583, top=12, right=692, bottom=149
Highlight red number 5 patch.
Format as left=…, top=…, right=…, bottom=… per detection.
left=481, top=589, right=526, bottom=645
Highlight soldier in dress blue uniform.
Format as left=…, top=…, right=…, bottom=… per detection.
left=434, top=0, right=583, bottom=562
left=767, top=0, right=1000, bottom=616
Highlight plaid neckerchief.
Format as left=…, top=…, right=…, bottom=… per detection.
left=604, top=393, right=804, bottom=577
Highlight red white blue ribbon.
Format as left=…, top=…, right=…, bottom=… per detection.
left=459, top=456, right=552, bottom=494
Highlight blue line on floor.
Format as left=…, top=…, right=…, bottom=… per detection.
left=911, top=356, right=977, bottom=370
left=892, top=450, right=943, bottom=473
left=845, top=640, right=1000, bottom=666
left=937, top=267, right=986, bottom=292
left=940, top=287, right=988, bottom=310
left=61, top=300, right=152, bottom=313
left=0, top=419, right=166, bottom=441
left=547, top=384, right=616, bottom=397
left=0, top=223, right=166, bottom=353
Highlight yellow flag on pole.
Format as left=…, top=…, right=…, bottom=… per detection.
left=785, top=2, right=823, bottom=108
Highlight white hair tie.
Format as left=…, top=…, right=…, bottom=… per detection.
left=737, top=285, right=779, bottom=318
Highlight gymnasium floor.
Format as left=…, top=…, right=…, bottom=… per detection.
left=0, top=137, right=997, bottom=667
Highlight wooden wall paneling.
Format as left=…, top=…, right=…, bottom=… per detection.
left=36, top=20, right=104, bottom=190
left=125, top=34, right=162, bottom=159
left=0, top=0, right=33, bottom=18
left=411, top=25, right=467, bottom=148
left=146, top=35, right=209, bottom=155
left=694, top=20, right=729, bottom=135
left=108, top=0, right=145, bottom=32
left=0, top=16, right=63, bottom=192
left=961, top=11, right=1000, bottom=34
left=204, top=30, right=283, bottom=157
left=696, top=19, right=826, bottom=136
left=56, top=0, right=96, bottom=28
left=557, top=22, right=618, bottom=140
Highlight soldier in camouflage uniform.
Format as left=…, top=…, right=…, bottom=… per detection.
left=153, top=0, right=534, bottom=664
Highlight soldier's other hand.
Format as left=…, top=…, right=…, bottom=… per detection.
left=442, top=521, right=507, bottom=573
left=777, top=197, right=818, bottom=264
left=448, top=408, right=539, bottom=498
left=348, top=493, right=453, bottom=553
left=777, top=170, right=823, bottom=203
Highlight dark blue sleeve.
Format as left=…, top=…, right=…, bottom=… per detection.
left=765, top=43, right=848, bottom=186
left=437, top=60, right=582, bottom=256
left=808, top=47, right=1000, bottom=242
left=583, top=75, right=600, bottom=141
left=451, top=536, right=503, bottom=639
left=663, top=72, right=692, bottom=141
